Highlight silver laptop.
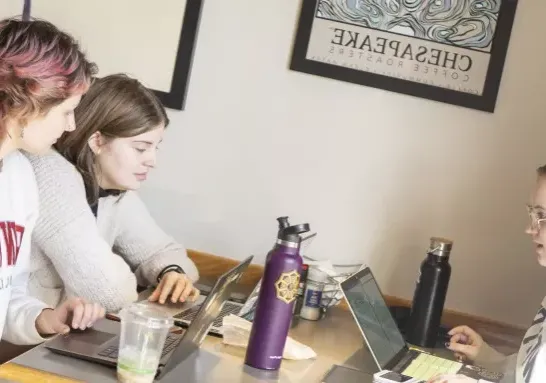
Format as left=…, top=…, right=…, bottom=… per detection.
left=45, top=255, right=254, bottom=380
left=340, top=267, right=503, bottom=382
left=170, top=276, right=262, bottom=335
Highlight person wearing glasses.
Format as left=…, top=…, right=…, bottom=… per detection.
left=428, top=165, right=546, bottom=382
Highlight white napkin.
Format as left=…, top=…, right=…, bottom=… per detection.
left=221, top=314, right=317, bottom=360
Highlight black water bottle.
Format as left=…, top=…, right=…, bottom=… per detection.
left=407, top=237, right=453, bottom=348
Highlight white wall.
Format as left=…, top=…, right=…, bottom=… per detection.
left=139, top=0, right=546, bottom=328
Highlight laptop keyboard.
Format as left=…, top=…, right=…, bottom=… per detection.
left=97, top=301, right=243, bottom=361
left=401, top=351, right=463, bottom=381
left=97, top=333, right=181, bottom=360
left=174, top=301, right=242, bottom=328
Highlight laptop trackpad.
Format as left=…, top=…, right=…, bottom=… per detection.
left=54, top=329, right=117, bottom=354
left=69, top=329, right=116, bottom=345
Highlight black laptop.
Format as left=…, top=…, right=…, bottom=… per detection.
left=45, top=255, right=254, bottom=380
left=340, top=267, right=504, bottom=383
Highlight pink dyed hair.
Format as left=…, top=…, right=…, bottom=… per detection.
left=0, top=17, right=97, bottom=131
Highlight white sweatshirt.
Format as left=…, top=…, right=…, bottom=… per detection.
left=0, top=151, right=48, bottom=345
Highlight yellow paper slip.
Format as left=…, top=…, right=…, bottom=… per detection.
left=0, top=363, right=85, bottom=383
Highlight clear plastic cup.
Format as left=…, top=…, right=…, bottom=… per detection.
left=116, top=303, right=174, bottom=383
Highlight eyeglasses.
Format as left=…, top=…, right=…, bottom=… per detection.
left=527, top=204, right=546, bottom=231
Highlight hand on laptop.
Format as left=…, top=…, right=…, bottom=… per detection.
left=148, top=272, right=200, bottom=305
left=445, top=325, right=484, bottom=363
left=35, top=297, right=106, bottom=336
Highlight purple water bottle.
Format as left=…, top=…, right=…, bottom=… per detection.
left=244, top=220, right=310, bottom=370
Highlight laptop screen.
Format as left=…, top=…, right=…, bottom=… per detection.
left=341, top=268, right=406, bottom=368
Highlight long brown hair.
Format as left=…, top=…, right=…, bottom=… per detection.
left=54, top=73, right=169, bottom=204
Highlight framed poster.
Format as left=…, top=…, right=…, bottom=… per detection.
left=290, top=0, right=519, bottom=112
left=1, top=0, right=204, bottom=110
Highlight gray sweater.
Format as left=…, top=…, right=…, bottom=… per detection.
left=24, top=150, right=199, bottom=313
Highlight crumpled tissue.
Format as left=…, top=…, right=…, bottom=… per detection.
left=221, top=314, right=317, bottom=360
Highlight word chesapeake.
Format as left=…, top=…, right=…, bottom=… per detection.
left=329, top=28, right=473, bottom=82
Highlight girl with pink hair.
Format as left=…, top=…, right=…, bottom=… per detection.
left=0, top=17, right=105, bottom=347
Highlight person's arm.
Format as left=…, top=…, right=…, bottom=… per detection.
left=2, top=201, right=50, bottom=345
left=2, top=273, right=49, bottom=345
left=498, top=353, right=517, bottom=383
left=29, top=153, right=139, bottom=313
left=473, top=341, right=511, bottom=370
left=113, top=191, right=199, bottom=287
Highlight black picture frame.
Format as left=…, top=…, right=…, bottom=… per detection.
left=290, top=0, right=519, bottom=113
left=152, top=0, right=204, bottom=111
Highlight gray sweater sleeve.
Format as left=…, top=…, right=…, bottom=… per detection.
left=112, top=191, right=199, bottom=286
left=499, top=353, right=517, bottom=383
left=475, top=342, right=517, bottom=382
left=28, top=152, right=139, bottom=313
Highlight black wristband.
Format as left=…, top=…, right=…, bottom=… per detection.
left=157, top=265, right=184, bottom=283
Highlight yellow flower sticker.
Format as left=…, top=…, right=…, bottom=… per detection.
left=274, top=270, right=300, bottom=304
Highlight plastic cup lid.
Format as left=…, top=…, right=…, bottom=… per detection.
left=119, top=303, right=174, bottom=329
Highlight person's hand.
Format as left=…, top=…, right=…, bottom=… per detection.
left=35, top=297, right=105, bottom=335
left=445, top=325, right=484, bottom=363
left=427, top=374, right=476, bottom=383
left=148, top=272, right=200, bottom=304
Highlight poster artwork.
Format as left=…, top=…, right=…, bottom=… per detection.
left=290, top=0, right=519, bottom=112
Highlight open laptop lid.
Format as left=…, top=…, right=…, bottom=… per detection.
left=157, top=255, right=254, bottom=379
left=237, top=277, right=261, bottom=321
left=340, top=267, right=409, bottom=371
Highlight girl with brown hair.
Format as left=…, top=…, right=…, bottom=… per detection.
left=25, top=73, right=199, bottom=313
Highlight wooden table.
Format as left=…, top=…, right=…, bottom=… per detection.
left=4, top=305, right=378, bottom=382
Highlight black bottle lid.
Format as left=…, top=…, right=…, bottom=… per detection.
left=278, top=223, right=311, bottom=244
left=276, top=217, right=290, bottom=234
